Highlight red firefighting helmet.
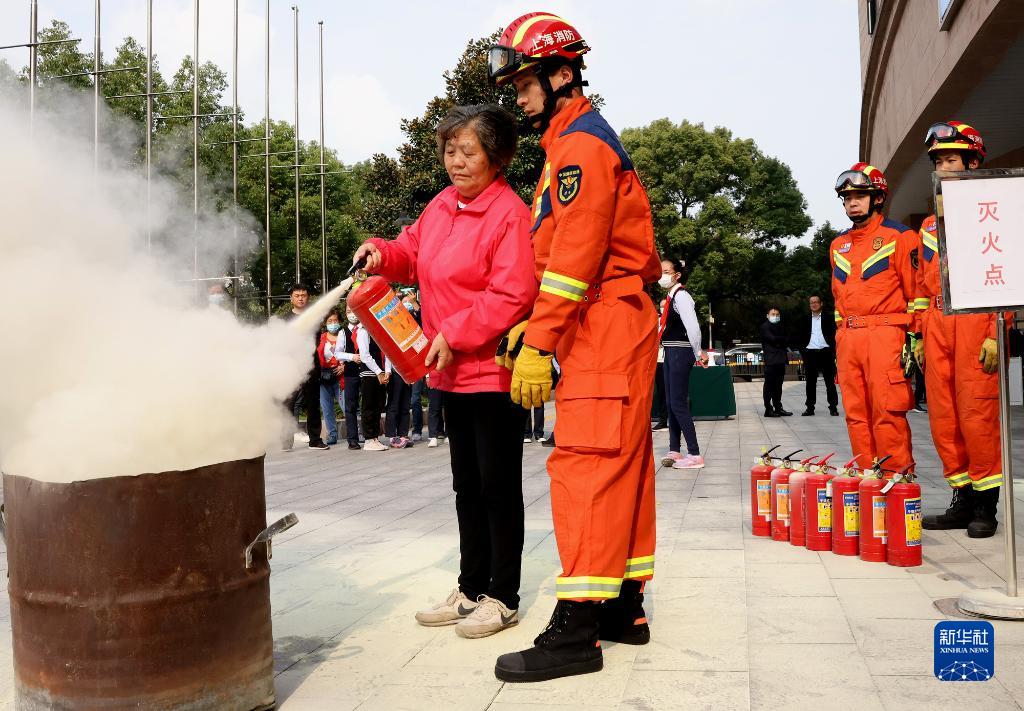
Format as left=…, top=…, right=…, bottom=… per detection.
left=834, top=163, right=889, bottom=199
left=488, top=12, right=590, bottom=85
left=924, top=120, right=986, bottom=164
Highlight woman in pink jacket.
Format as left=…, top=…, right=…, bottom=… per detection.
left=354, top=104, right=537, bottom=639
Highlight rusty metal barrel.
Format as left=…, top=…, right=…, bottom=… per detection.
left=2, top=456, right=285, bottom=711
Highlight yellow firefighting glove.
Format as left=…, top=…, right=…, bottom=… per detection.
left=901, top=332, right=919, bottom=379
left=979, top=337, right=999, bottom=374
left=510, top=345, right=553, bottom=410
left=495, top=320, right=529, bottom=371
left=913, top=337, right=925, bottom=370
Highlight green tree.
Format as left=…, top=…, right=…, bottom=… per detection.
left=621, top=118, right=813, bottom=345
left=31, top=21, right=92, bottom=90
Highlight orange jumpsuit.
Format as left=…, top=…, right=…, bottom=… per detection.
left=915, top=215, right=1004, bottom=492
left=830, top=212, right=919, bottom=472
left=524, top=96, right=662, bottom=601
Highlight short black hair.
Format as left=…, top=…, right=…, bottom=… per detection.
left=808, top=294, right=823, bottom=301
left=767, top=305, right=781, bottom=313
left=290, top=282, right=310, bottom=294
left=436, top=104, right=518, bottom=170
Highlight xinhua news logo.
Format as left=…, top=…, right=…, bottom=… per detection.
left=934, top=621, right=995, bottom=681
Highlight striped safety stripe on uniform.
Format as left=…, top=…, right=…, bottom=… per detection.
left=540, top=270, right=588, bottom=302
left=921, top=231, right=939, bottom=261
left=556, top=576, right=622, bottom=599
left=973, top=474, right=1003, bottom=491
left=914, top=297, right=931, bottom=312
left=834, top=309, right=842, bottom=324
left=906, top=301, right=916, bottom=314
left=833, top=252, right=852, bottom=284
left=947, top=472, right=971, bottom=488
left=623, top=555, right=655, bottom=579
left=861, top=241, right=895, bottom=279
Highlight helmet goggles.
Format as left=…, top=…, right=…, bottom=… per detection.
left=834, top=170, right=877, bottom=194
left=488, top=45, right=530, bottom=82
left=924, top=122, right=966, bottom=147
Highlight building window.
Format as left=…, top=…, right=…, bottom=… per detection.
left=867, top=0, right=878, bottom=35
left=939, top=0, right=963, bottom=31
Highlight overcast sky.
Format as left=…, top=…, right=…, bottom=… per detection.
left=1, top=0, right=860, bottom=237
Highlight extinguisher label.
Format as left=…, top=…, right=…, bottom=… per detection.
left=905, top=497, right=922, bottom=547
left=371, top=293, right=425, bottom=353
left=756, top=480, right=771, bottom=517
left=816, top=488, right=831, bottom=532
left=872, top=496, right=887, bottom=543
left=776, top=484, right=790, bottom=524
left=842, top=492, right=860, bottom=537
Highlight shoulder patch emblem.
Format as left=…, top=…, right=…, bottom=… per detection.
left=872, top=236, right=883, bottom=250
left=556, top=165, right=582, bottom=205
left=838, top=242, right=852, bottom=254
left=910, top=247, right=919, bottom=270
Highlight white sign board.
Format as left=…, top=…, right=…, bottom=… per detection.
left=936, top=170, right=1024, bottom=313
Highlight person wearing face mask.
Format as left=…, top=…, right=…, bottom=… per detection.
left=338, top=307, right=365, bottom=450
left=318, top=310, right=347, bottom=446
left=658, top=259, right=707, bottom=469
left=760, top=307, right=792, bottom=417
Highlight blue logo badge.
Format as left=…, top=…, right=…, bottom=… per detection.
left=934, top=621, right=994, bottom=681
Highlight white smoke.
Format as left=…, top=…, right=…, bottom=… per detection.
left=0, top=88, right=341, bottom=482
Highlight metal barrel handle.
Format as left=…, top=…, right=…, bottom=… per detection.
left=245, top=513, right=298, bottom=570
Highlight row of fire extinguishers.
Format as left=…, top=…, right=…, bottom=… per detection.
left=750, top=445, right=922, bottom=567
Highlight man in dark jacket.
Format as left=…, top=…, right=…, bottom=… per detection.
left=760, top=307, right=792, bottom=417
left=795, top=295, right=839, bottom=416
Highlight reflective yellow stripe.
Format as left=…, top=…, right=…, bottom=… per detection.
left=543, top=270, right=587, bottom=290
left=922, top=232, right=939, bottom=252
left=540, top=283, right=584, bottom=302
left=906, top=301, right=916, bottom=314
left=973, top=474, right=1003, bottom=491
left=914, top=297, right=931, bottom=311
left=556, top=575, right=622, bottom=599
left=533, top=162, right=551, bottom=218
left=862, top=242, right=896, bottom=272
left=834, top=309, right=842, bottom=324
left=512, top=14, right=565, bottom=45
left=947, top=472, right=971, bottom=488
left=624, top=555, right=655, bottom=578
left=833, top=251, right=852, bottom=273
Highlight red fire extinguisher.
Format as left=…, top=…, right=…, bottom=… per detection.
left=858, top=455, right=893, bottom=563
left=347, top=275, right=431, bottom=384
left=886, top=468, right=922, bottom=567
left=804, top=454, right=838, bottom=551
left=770, top=450, right=802, bottom=542
left=831, top=456, right=863, bottom=556
left=790, top=454, right=830, bottom=548
left=750, top=445, right=780, bottom=537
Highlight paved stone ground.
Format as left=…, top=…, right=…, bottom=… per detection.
left=0, top=379, right=1022, bottom=710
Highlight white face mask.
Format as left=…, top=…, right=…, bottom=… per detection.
left=347, top=314, right=358, bottom=325
left=658, top=274, right=674, bottom=289
left=768, top=315, right=781, bottom=324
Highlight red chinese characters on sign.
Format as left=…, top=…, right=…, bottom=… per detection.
left=977, top=201, right=1003, bottom=286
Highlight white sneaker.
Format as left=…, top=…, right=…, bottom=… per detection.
left=363, top=438, right=388, bottom=451
left=523, top=436, right=532, bottom=443
left=427, top=437, right=439, bottom=448
left=455, top=595, right=519, bottom=639
left=673, top=454, right=706, bottom=469
left=415, top=588, right=478, bottom=627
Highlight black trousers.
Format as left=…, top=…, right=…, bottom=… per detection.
left=428, top=386, right=446, bottom=437
left=763, top=364, right=785, bottom=411
left=283, top=370, right=323, bottom=446
left=384, top=376, right=412, bottom=437
left=444, top=390, right=527, bottom=610
left=802, top=348, right=838, bottom=409
left=359, top=376, right=386, bottom=439
left=651, top=361, right=667, bottom=423
left=343, top=374, right=362, bottom=445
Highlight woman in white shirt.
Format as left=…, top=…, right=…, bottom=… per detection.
left=657, top=259, right=708, bottom=470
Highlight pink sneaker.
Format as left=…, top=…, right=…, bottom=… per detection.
left=661, top=451, right=682, bottom=467
left=672, top=454, right=705, bottom=470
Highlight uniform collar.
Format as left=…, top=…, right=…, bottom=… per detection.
left=847, top=212, right=884, bottom=236
left=439, top=175, right=508, bottom=215
left=541, top=96, right=593, bottom=150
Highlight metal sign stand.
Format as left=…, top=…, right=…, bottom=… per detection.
left=933, top=168, right=1024, bottom=620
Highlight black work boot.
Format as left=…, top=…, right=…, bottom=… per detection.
left=922, top=486, right=974, bottom=530
left=967, top=487, right=1000, bottom=539
left=494, top=600, right=603, bottom=682
left=598, top=579, right=650, bottom=645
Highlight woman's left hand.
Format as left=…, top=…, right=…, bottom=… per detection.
left=425, top=332, right=453, bottom=371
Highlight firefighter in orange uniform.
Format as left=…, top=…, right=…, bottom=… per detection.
left=830, top=163, right=919, bottom=474
left=916, top=122, right=1004, bottom=538
left=488, top=12, right=662, bottom=682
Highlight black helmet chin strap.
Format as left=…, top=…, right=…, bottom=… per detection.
left=524, top=60, right=587, bottom=134
left=849, top=193, right=883, bottom=225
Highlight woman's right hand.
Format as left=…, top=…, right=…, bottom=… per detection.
left=353, top=242, right=383, bottom=273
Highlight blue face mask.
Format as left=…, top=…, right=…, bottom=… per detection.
left=326, top=323, right=342, bottom=334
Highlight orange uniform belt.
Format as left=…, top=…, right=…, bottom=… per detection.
left=583, top=274, right=645, bottom=303
left=841, top=313, right=912, bottom=329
